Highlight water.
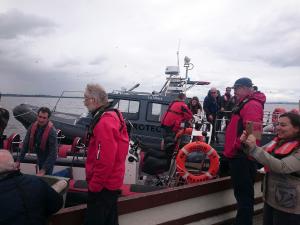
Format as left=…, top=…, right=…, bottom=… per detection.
left=1, top=96, right=87, bottom=138
left=1, top=96, right=299, bottom=139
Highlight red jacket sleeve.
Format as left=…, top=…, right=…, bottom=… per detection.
left=88, top=114, right=119, bottom=192
left=239, top=100, right=264, bottom=147
left=181, top=103, right=193, bottom=121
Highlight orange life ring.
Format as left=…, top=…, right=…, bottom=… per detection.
left=176, top=141, right=219, bottom=183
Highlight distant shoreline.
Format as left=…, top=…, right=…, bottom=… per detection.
left=1, top=94, right=81, bottom=98
left=1, top=93, right=298, bottom=104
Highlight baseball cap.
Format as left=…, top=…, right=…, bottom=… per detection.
left=233, top=77, right=253, bottom=88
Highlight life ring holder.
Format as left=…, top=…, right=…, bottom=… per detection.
left=176, top=141, right=219, bottom=183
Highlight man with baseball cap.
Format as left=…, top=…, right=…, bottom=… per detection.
left=224, top=77, right=266, bottom=225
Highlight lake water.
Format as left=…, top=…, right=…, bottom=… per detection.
left=1, top=96, right=299, bottom=139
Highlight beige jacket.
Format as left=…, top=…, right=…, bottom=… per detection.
left=249, top=145, right=300, bottom=214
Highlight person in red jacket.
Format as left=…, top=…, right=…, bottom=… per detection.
left=224, top=77, right=266, bottom=225
left=83, top=83, right=129, bottom=225
left=161, top=93, right=193, bottom=155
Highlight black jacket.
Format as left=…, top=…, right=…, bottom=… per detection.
left=0, top=171, right=63, bottom=225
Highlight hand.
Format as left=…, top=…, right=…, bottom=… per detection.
left=245, top=134, right=257, bottom=150
left=208, top=115, right=213, bottom=122
left=14, top=161, right=20, bottom=170
left=240, top=130, right=248, bottom=143
left=37, top=169, right=46, bottom=176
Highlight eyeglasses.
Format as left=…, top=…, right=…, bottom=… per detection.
left=83, top=96, right=93, bottom=102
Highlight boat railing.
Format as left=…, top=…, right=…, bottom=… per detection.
left=214, top=110, right=275, bottom=133
left=52, top=91, right=84, bottom=113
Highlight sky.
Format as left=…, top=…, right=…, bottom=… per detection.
left=0, top=0, right=300, bottom=102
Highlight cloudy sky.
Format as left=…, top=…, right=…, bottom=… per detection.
left=0, top=0, right=300, bottom=102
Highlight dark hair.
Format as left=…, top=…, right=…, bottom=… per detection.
left=37, top=107, right=51, bottom=118
left=177, top=93, right=186, bottom=100
left=0, top=108, right=9, bottom=132
left=279, top=112, right=300, bottom=138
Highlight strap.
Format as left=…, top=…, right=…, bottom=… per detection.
left=87, top=107, right=124, bottom=142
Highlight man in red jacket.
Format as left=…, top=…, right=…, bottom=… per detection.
left=161, top=93, right=193, bottom=156
left=83, top=83, right=129, bottom=225
left=224, top=77, right=266, bottom=225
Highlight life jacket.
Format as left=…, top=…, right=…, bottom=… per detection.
left=224, top=92, right=266, bottom=158
left=264, top=137, right=300, bottom=156
left=161, top=100, right=192, bottom=132
left=263, top=137, right=300, bottom=172
left=29, top=121, right=53, bottom=152
left=86, top=106, right=125, bottom=144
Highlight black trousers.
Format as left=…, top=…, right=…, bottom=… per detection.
left=228, top=157, right=257, bottom=225
left=263, top=203, right=300, bottom=225
left=85, top=189, right=120, bottom=225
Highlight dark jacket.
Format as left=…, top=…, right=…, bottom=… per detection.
left=19, top=122, right=57, bottom=174
left=0, top=171, right=63, bottom=225
left=224, top=91, right=266, bottom=158
left=220, top=93, right=235, bottom=112
left=203, top=93, right=218, bottom=118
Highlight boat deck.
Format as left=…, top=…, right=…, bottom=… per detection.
left=187, top=212, right=263, bottom=225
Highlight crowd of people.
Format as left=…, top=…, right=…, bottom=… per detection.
left=1, top=77, right=300, bottom=225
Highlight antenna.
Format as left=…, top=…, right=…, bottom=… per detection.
left=176, top=39, right=181, bottom=71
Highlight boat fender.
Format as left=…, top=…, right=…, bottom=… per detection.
left=176, top=141, right=219, bottom=183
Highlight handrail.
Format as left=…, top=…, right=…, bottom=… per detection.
left=52, top=91, right=84, bottom=113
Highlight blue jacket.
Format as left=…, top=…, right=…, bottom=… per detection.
left=0, top=171, right=63, bottom=225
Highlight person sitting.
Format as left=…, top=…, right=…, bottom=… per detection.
left=0, top=150, right=64, bottom=225
left=241, top=112, right=300, bottom=225
left=263, top=107, right=286, bottom=133
left=17, top=107, right=57, bottom=176
left=187, top=96, right=202, bottom=115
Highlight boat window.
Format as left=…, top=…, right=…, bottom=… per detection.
left=115, top=99, right=139, bottom=120
left=147, top=103, right=168, bottom=122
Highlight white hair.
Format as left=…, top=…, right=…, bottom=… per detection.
left=85, top=83, right=108, bottom=105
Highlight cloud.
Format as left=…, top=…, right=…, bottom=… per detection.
left=205, top=10, right=300, bottom=67
left=89, top=56, right=107, bottom=66
left=0, top=9, right=56, bottom=39
left=0, top=1, right=299, bottom=103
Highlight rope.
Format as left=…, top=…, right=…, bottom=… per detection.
left=14, top=110, right=37, bottom=118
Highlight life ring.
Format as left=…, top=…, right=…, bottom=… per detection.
left=176, top=141, right=219, bottom=183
